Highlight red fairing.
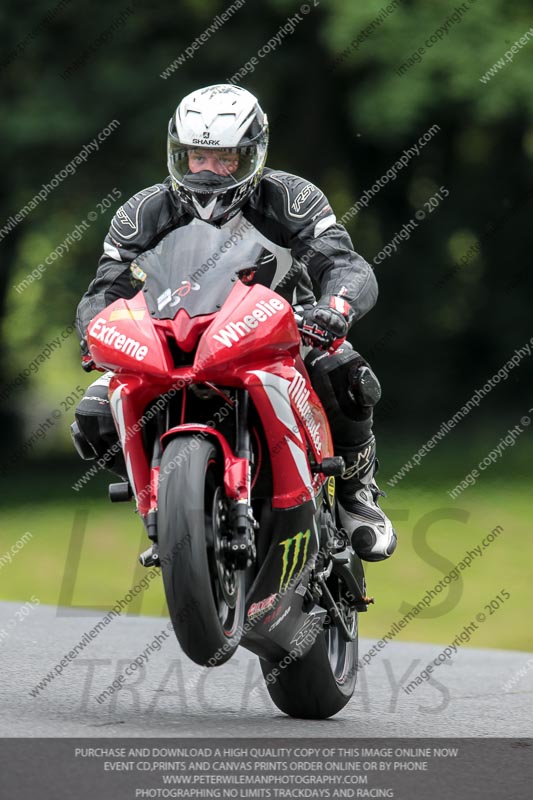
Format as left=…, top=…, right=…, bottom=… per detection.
left=87, top=296, right=172, bottom=377
left=161, top=307, right=220, bottom=354
left=160, top=424, right=249, bottom=502
left=87, top=280, right=333, bottom=518
left=242, top=366, right=332, bottom=509
left=107, top=374, right=156, bottom=507
left=194, top=281, right=301, bottom=380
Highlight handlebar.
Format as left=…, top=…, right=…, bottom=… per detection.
left=293, top=305, right=346, bottom=352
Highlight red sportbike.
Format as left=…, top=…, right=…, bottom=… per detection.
left=80, top=225, right=371, bottom=719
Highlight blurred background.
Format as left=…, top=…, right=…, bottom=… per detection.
left=0, top=0, right=531, bottom=652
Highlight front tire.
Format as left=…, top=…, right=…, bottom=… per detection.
left=158, top=437, right=245, bottom=667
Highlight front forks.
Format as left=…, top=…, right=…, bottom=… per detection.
left=223, top=390, right=257, bottom=569
left=139, top=390, right=258, bottom=570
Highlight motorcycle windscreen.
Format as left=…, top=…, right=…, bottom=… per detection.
left=137, top=223, right=277, bottom=320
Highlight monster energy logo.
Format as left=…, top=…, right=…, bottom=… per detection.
left=278, top=529, right=311, bottom=592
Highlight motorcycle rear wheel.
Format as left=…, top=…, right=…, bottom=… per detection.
left=158, top=437, right=245, bottom=667
left=259, top=575, right=358, bottom=719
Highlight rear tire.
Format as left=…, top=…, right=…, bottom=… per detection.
left=158, top=437, right=245, bottom=667
left=260, top=577, right=358, bottom=719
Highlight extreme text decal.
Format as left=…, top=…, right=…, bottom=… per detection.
left=90, top=318, right=148, bottom=361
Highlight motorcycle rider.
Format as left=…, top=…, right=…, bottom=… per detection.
left=74, top=84, right=396, bottom=562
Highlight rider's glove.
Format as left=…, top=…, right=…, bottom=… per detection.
left=302, top=296, right=355, bottom=350
left=81, top=354, right=95, bottom=372
left=80, top=339, right=95, bottom=372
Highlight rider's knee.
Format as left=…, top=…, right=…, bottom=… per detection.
left=348, top=364, right=381, bottom=409
left=305, top=342, right=380, bottom=420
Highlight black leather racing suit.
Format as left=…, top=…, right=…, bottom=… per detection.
left=75, top=169, right=382, bottom=485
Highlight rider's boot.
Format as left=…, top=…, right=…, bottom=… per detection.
left=335, top=436, right=397, bottom=562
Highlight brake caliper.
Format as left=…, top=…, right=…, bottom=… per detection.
left=221, top=500, right=257, bottom=569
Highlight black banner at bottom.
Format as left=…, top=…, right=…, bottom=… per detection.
left=1, top=738, right=531, bottom=799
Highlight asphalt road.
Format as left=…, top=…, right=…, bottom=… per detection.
left=1, top=601, right=532, bottom=737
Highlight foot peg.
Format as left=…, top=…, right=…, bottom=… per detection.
left=109, top=482, right=133, bottom=502
left=139, top=545, right=159, bottom=567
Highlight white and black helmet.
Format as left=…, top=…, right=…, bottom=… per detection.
left=168, top=84, right=268, bottom=224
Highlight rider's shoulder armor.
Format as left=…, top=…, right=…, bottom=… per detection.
left=107, top=180, right=187, bottom=256
left=252, top=169, right=335, bottom=242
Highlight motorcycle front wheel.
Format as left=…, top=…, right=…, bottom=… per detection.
left=158, top=436, right=245, bottom=667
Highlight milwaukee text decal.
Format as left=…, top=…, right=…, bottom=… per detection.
left=289, top=372, right=322, bottom=454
